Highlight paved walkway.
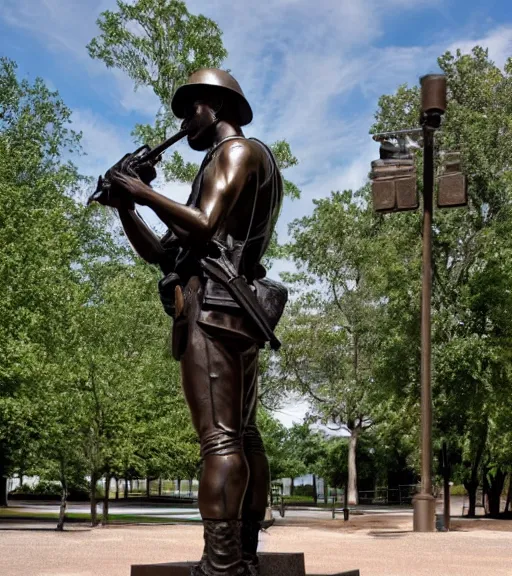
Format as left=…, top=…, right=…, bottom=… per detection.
left=1, top=517, right=512, bottom=576
left=3, top=495, right=470, bottom=523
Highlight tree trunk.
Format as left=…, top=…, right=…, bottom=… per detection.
left=0, top=477, right=7, bottom=507
left=348, top=431, right=359, bottom=506
left=57, top=487, right=68, bottom=531
left=102, top=474, right=111, bottom=526
left=343, top=479, right=350, bottom=521
left=312, top=474, right=317, bottom=505
left=177, top=478, right=181, bottom=497
left=464, top=479, right=478, bottom=517
left=189, top=478, right=193, bottom=497
left=290, top=477, right=295, bottom=497
left=56, top=460, right=68, bottom=532
left=0, top=454, right=8, bottom=507
left=463, top=428, right=487, bottom=518
left=115, top=478, right=119, bottom=500
left=124, top=477, right=129, bottom=499
left=158, top=477, right=163, bottom=497
left=442, top=442, right=451, bottom=531
left=505, top=475, right=511, bottom=514
left=90, top=470, right=98, bottom=527
left=486, top=469, right=506, bottom=517
left=146, top=477, right=151, bottom=498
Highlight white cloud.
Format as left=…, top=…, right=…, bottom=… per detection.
left=3, top=0, right=512, bottom=243
left=0, top=0, right=158, bottom=118
left=0, top=0, right=103, bottom=58
left=273, top=397, right=310, bottom=428
left=71, top=108, right=131, bottom=177
left=447, top=26, right=512, bottom=69
left=111, top=70, right=161, bottom=117
left=181, top=0, right=450, bottom=236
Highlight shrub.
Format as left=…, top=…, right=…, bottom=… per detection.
left=294, top=484, right=314, bottom=498
left=12, top=480, right=61, bottom=496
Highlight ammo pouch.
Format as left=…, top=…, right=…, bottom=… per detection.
left=203, top=279, right=242, bottom=312
left=253, top=277, right=288, bottom=330
left=158, top=272, right=181, bottom=318
left=203, top=274, right=288, bottom=335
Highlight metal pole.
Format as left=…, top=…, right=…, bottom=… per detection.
left=413, top=74, right=446, bottom=532
left=343, top=480, right=350, bottom=521
left=442, top=442, right=451, bottom=531
left=412, top=124, right=436, bottom=532
left=422, top=128, right=433, bottom=501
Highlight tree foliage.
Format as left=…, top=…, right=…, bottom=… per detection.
left=0, top=58, right=198, bottom=521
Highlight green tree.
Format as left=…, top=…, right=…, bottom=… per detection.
left=316, top=438, right=348, bottom=494
left=0, top=57, right=198, bottom=525
left=87, top=0, right=227, bottom=159
left=69, top=257, right=195, bottom=525
left=0, top=57, right=86, bottom=506
left=286, top=423, right=327, bottom=502
left=257, top=410, right=305, bottom=484
left=281, top=187, right=393, bottom=505
left=371, top=46, right=512, bottom=515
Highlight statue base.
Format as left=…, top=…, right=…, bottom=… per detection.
left=131, top=552, right=359, bottom=576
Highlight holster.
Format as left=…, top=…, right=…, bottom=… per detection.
left=171, top=314, right=189, bottom=361
left=158, top=272, right=189, bottom=361
left=158, top=272, right=182, bottom=317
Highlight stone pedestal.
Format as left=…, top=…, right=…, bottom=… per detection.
left=130, top=553, right=359, bottom=576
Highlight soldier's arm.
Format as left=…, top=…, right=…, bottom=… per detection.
left=112, top=141, right=255, bottom=246
left=92, top=170, right=167, bottom=265
left=116, top=208, right=166, bottom=265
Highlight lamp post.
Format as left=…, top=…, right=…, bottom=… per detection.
left=414, top=74, right=446, bottom=532
left=371, top=74, right=466, bottom=532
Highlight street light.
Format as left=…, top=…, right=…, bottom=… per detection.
left=370, top=74, right=467, bottom=532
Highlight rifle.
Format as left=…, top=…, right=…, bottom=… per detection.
left=87, top=129, right=188, bottom=206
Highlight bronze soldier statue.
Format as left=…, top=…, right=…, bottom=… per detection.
left=92, top=69, right=287, bottom=576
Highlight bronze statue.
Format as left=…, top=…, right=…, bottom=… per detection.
left=91, top=69, right=287, bottom=576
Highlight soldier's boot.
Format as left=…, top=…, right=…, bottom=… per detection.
left=191, top=520, right=247, bottom=576
left=241, top=519, right=262, bottom=576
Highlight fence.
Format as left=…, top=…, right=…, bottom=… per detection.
left=358, top=485, right=419, bottom=505
left=7, top=476, right=199, bottom=500
left=103, top=478, right=199, bottom=499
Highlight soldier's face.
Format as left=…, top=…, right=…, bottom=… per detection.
left=184, top=100, right=218, bottom=151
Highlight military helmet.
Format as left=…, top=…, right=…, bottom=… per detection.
left=171, top=68, right=253, bottom=126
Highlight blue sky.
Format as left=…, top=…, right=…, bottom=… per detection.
left=2, top=0, right=512, bottom=426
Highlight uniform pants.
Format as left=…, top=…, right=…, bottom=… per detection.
left=178, top=277, right=269, bottom=522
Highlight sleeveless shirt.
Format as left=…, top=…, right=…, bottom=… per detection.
left=159, top=137, right=283, bottom=288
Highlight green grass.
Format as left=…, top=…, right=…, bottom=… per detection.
left=450, top=484, right=467, bottom=496
left=281, top=496, right=315, bottom=504
left=0, top=508, right=199, bottom=524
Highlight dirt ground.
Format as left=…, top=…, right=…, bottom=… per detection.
left=278, top=511, right=512, bottom=533
left=2, top=513, right=512, bottom=576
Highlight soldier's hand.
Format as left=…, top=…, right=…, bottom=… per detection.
left=94, top=176, right=135, bottom=210
left=110, top=172, right=151, bottom=206
left=137, top=161, right=158, bottom=185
